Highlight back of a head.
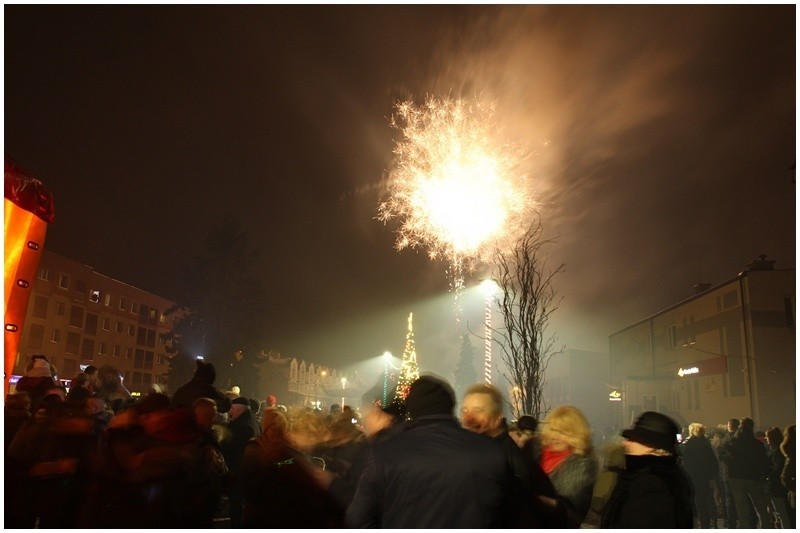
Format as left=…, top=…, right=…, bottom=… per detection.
left=689, top=422, right=705, bottom=438
left=194, top=361, right=216, bottom=385
left=406, top=375, right=455, bottom=420
left=135, top=392, right=172, bottom=415
left=261, top=408, right=288, bottom=441
left=516, top=414, right=538, bottom=433
left=739, top=417, right=755, bottom=434
left=766, top=426, right=783, bottom=446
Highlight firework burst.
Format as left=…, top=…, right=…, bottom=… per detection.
left=378, top=96, right=536, bottom=304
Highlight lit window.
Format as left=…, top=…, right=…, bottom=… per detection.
left=90, top=290, right=100, bottom=303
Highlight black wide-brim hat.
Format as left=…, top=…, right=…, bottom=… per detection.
left=621, top=411, right=680, bottom=452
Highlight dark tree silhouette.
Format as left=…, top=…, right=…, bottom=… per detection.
left=163, top=214, right=268, bottom=397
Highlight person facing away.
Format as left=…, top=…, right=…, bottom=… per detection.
left=536, top=404, right=600, bottom=526
left=346, top=375, right=515, bottom=528
left=765, top=426, right=791, bottom=528
left=171, top=360, right=232, bottom=414
left=600, top=411, right=695, bottom=529
left=780, top=424, right=796, bottom=528
left=722, top=417, right=774, bottom=529
left=15, top=354, right=58, bottom=410
left=510, top=414, right=542, bottom=458
left=677, top=422, right=719, bottom=528
left=239, top=409, right=344, bottom=527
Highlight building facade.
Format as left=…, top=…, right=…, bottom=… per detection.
left=10, top=250, right=176, bottom=396
left=608, top=256, right=795, bottom=431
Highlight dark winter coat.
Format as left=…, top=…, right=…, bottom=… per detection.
left=678, top=435, right=719, bottom=488
left=767, top=446, right=788, bottom=497
left=221, top=410, right=261, bottom=474
left=600, top=454, right=695, bottom=529
left=496, top=430, right=566, bottom=527
left=722, top=430, right=769, bottom=481
left=544, top=450, right=599, bottom=523
left=240, top=437, right=344, bottom=528
left=346, top=415, right=514, bottom=528
left=171, top=378, right=232, bottom=414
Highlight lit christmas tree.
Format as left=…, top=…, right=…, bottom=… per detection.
left=395, top=312, right=420, bottom=400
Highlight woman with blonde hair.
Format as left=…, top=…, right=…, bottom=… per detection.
left=537, top=405, right=599, bottom=525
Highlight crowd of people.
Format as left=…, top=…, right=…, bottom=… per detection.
left=4, top=353, right=796, bottom=529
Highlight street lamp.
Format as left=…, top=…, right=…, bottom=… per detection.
left=382, top=351, right=392, bottom=406
left=480, top=278, right=499, bottom=385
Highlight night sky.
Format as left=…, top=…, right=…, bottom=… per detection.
left=5, top=6, right=795, bottom=380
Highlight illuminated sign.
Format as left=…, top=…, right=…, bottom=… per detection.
left=677, top=366, right=700, bottom=377
left=676, top=357, right=728, bottom=378
left=608, top=388, right=623, bottom=402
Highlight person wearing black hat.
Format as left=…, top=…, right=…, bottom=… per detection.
left=346, top=374, right=516, bottom=528
left=600, top=411, right=695, bottom=528
left=222, top=396, right=262, bottom=528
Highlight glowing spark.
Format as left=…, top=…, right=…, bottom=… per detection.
left=379, top=96, right=536, bottom=302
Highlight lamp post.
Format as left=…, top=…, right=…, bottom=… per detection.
left=382, top=351, right=392, bottom=406
left=341, top=376, right=347, bottom=409
left=481, top=279, right=499, bottom=385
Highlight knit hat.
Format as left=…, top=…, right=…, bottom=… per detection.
left=515, top=414, right=538, bottom=433
left=405, top=375, right=455, bottom=419
left=621, top=411, right=680, bottom=453
left=28, top=357, right=53, bottom=378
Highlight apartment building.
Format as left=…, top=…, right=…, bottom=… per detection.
left=608, top=256, right=795, bottom=431
left=10, top=250, right=176, bottom=396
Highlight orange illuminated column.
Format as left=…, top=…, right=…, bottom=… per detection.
left=4, top=157, right=55, bottom=396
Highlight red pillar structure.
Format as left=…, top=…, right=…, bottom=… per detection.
left=4, top=156, right=55, bottom=396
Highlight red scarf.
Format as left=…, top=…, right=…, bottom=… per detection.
left=540, top=447, right=572, bottom=474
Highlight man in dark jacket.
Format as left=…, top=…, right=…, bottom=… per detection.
left=222, top=396, right=261, bottom=528
left=171, top=361, right=231, bottom=414
left=722, top=417, right=774, bottom=529
left=460, top=383, right=569, bottom=527
left=346, top=375, right=515, bottom=528
left=678, top=422, right=719, bottom=528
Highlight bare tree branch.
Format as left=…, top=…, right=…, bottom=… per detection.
left=490, top=215, right=565, bottom=419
